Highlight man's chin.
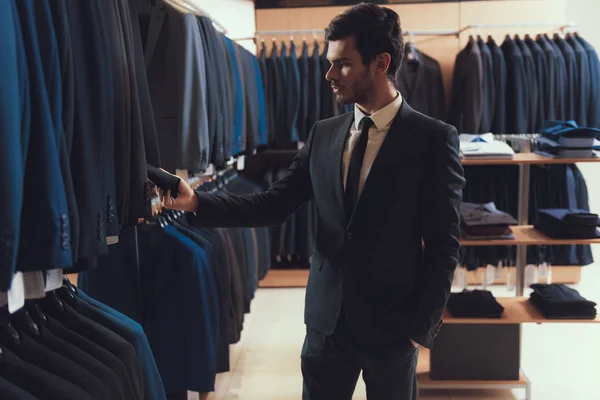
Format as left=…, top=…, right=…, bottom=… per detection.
left=335, top=93, right=355, bottom=105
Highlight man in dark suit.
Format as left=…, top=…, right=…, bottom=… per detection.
left=160, top=4, right=465, bottom=399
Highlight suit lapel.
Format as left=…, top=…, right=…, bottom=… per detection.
left=329, top=113, right=354, bottom=222
left=346, top=101, right=417, bottom=229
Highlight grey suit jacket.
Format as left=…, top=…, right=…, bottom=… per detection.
left=145, top=1, right=210, bottom=172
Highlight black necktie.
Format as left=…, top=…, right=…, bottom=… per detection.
left=344, top=117, right=373, bottom=219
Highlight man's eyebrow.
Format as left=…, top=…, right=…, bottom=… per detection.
left=327, top=57, right=352, bottom=63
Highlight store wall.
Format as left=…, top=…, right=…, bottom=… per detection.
left=188, top=0, right=256, bottom=52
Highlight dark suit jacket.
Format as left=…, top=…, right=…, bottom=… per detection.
left=487, top=37, right=507, bottom=134
left=0, top=0, right=25, bottom=291
left=536, top=35, right=557, bottom=122
left=145, top=1, right=210, bottom=171
left=502, top=36, right=528, bottom=133
left=16, top=0, right=73, bottom=272
left=191, top=102, right=465, bottom=349
left=515, top=36, right=538, bottom=132
left=286, top=41, right=301, bottom=142
left=554, top=34, right=577, bottom=121
left=308, top=40, right=322, bottom=129
left=397, top=46, right=446, bottom=121
left=524, top=35, right=547, bottom=131
left=448, top=37, right=483, bottom=134
left=298, top=41, right=310, bottom=140
left=566, top=34, right=590, bottom=127
left=576, top=34, right=600, bottom=127
left=477, top=38, right=494, bottom=132
left=546, top=34, right=567, bottom=120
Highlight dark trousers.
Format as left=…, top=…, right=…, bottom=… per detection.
left=301, top=312, right=419, bottom=400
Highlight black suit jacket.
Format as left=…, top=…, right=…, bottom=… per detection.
left=448, top=37, right=483, bottom=134
left=566, top=34, right=591, bottom=127
left=502, top=36, right=528, bottom=133
left=536, top=34, right=557, bottom=122
left=576, top=34, right=600, bottom=127
left=487, top=36, right=507, bottom=134
left=476, top=37, right=495, bottom=133
left=524, top=35, right=547, bottom=131
left=190, top=102, right=465, bottom=349
left=554, top=34, right=577, bottom=121
left=515, top=36, right=538, bottom=132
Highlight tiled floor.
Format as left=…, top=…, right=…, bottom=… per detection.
left=200, top=165, right=600, bottom=400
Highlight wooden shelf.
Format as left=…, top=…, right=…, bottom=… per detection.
left=464, top=265, right=581, bottom=285
left=416, top=349, right=529, bottom=389
left=461, top=153, right=600, bottom=165
left=461, top=225, right=600, bottom=246
left=260, top=265, right=583, bottom=288
left=442, top=296, right=600, bottom=324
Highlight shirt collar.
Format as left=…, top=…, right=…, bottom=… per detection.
left=353, top=92, right=403, bottom=131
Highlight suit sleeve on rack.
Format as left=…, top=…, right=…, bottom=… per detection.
left=410, top=126, right=465, bottom=349
left=191, top=124, right=318, bottom=228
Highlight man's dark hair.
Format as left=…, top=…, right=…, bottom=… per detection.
left=324, top=3, right=404, bottom=81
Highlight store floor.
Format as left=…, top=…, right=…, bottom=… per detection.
left=198, top=258, right=600, bottom=400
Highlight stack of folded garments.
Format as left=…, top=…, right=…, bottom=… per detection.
left=447, top=289, right=505, bottom=318
left=529, top=284, right=597, bottom=319
left=460, top=202, right=518, bottom=240
left=534, top=209, right=600, bottom=239
left=459, top=133, right=515, bottom=159
left=534, top=121, right=600, bottom=158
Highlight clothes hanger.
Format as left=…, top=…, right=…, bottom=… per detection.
left=11, top=308, right=40, bottom=338
left=0, top=308, right=20, bottom=349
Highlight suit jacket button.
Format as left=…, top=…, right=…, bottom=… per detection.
left=61, top=241, right=69, bottom=250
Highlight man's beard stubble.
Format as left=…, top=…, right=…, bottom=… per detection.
left=335, top=69, right=374, bottom=105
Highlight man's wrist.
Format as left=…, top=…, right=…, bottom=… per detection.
left=186, top=192, right=200, bottom=212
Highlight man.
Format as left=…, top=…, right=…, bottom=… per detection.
left=161, top=4, right=465, bottom=399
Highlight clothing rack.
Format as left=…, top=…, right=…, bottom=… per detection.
left=461, top=22, right=576, bottom=33
left=167, top=0, right=228, bottom=33
left=253, top=28, right=461, bottom=39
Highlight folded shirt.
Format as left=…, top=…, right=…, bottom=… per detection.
left=541, top=120, right=600, bottom=140
left=447, top=290, right=505, bottom=318
left=534, top=136, right=599, bottom=158
left=535, top=209, right=600, bottom=239
left=530, top=283, right=597, bottom=307
left=460, top=202, right=518, bottom=227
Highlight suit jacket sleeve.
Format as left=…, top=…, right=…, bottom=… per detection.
left=410, top=126, right=465, bottom=349
left=190, top=124, right=317, bottom=228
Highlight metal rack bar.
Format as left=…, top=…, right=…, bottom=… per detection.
left=254, top=28, right=460, bottom=37
left=461, top=22, right=576, bottom=32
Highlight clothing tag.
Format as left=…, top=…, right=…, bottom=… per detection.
left=298, top=141, right=305, bottom=150
left=506, top=269, right=515, bottom=292
left=525, top=264, right=537, bottom=288
left=23, top=271, right=46, bottom=300
left=204, top=164, right=214, bottom=176
left=45, top=269, right=64, bottom=292
left=237, top=155, right=246, bottom=171
left=539, top=262, right=548, bottom=279
left=107, top=236, right=120, bottom=245
left=227, top=157, right=235, bottom=166
left=462, top=268, right=469, bottom=289
left=495, top=261, right=503, bottom=280
left=0, top=291, right=7, bottom=308
left=486, top=264, right=496, bottom=286
left=7, top=272, right=25, bottom=313
left=547, top=264, right=553, bottom=285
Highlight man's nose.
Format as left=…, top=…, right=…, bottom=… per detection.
left=325, top=64, right=336, bottom=82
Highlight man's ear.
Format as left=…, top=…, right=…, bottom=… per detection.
left=375, top=53, right=392, bottom=76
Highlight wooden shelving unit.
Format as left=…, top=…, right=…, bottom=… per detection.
left=461, top=225, right=600, bottom=246
left=442, top=296, right=600, bottom=324
left=461, top=153, right=600, bottom=165
left=259, top=265, right=582, bottom=288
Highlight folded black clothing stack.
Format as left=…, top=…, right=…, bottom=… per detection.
left=529, top=284, right=597, bottom=319
left=460, top=202, right=518, bottom=240
left=534, top=209, right=600, bottom=239
left=447, top=290, right=505, bottom=318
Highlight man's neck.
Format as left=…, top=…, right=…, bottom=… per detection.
left=356, top=83, right=398, bottom=115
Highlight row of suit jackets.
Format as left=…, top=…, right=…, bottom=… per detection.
left=142, top=0, right=267, bottom=172
left=258, top=40, right=347, bottom=148
left=450, top=33, right=600, bottom=134
left=79, top=174, right=272, bottom=394
left=0, top=284, right=165, bottom=400
left=0, top=0, right=160, bottom=291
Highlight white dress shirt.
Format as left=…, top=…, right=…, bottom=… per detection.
left=342, top=92, right=403, bottom=196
